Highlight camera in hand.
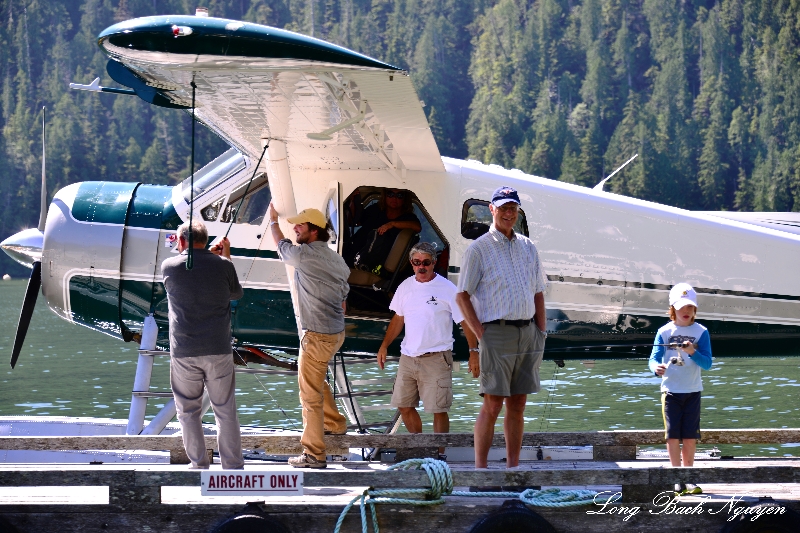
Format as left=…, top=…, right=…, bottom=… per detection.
left=669, top=355, right=685, bottom=366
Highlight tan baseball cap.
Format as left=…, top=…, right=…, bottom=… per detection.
left=286, top=208, right=327, bottom=228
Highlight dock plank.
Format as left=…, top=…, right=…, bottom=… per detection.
left=1, top=463, right=800, bottom=533
left=0, top=459, right=797, bottom=488
left=1, top=429, right=799, bottom=454
left=1, top=484, right=799, bottom=533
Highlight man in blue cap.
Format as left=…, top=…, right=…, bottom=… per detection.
left=456, top=186, right=547, bottom=469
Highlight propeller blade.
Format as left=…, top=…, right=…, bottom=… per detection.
left=10, top=261, right=42, bottom=369
left=38, top=107, right=47, bottom=232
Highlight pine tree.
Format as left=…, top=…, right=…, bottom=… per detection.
left=697, top=75, right=733, bottom=210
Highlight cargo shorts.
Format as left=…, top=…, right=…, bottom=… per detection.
left=390, top=350, right=453, bottom=413
left=479, top=323, right=545, bottom=396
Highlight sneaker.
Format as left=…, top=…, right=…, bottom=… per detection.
left=673, top=483, right=685, bottom=496
left=682, top=483, right=703, bottom=495
left=288, top=453, right=327, bottom=469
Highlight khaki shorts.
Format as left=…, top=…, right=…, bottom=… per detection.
left=390, top=351, right=453, bottom=413
left=479, top=323, right=545, bottom=396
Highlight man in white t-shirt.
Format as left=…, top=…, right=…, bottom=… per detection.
left=377, top=243, right=478, bottom=451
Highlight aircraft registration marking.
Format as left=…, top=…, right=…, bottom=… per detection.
left=200, top=471, right=303, bottom=496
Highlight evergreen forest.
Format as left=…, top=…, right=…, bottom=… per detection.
left=2, top=0, right=800, bottom=277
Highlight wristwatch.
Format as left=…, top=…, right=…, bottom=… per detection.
left=469, top=348, right=479, bottom=352
left=269, top=220, right=279, bottom=227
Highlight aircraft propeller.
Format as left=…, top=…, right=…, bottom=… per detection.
left=7, top=107, right=48, bottom=369
left=10, top=261, right=42, bottom=369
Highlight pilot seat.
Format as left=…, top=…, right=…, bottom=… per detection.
left=346, top=228, right=419, bottom=315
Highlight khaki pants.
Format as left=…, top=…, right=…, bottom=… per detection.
left=298, top=330, right=348, bottom=460
left=170, top=352, right=244, bottom=470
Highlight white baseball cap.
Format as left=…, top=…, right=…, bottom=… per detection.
left=669, top=283, right=698, bottom=310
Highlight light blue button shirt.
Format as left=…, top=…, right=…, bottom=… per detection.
left=457, top=225, right=546, bottom=324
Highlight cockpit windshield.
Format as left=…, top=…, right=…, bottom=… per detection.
left=181, top=148, right=246, bottom=203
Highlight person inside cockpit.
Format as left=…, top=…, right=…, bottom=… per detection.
left=343, top=188, right=422, bottom=269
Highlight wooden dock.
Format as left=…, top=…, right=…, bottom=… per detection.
left=1, top=431, right=799, bottom=532
left=2, top=428, right=799, bottom=462
left=0, top=460, right=799, bottom=532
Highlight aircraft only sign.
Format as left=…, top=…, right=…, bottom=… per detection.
left=200, top=471, right=303, bottom=496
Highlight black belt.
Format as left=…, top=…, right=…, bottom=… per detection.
left=483, top=319, right=532, bottom=328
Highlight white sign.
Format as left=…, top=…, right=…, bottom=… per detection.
left=200, top=471, right=303, bottom=496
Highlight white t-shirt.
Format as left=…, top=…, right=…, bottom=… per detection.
left=389, top=274, right=465, bottom=357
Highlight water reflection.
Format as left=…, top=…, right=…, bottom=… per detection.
left=1, top=280, right=799, bottom=456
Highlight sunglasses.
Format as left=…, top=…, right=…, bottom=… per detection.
left=386, top=191, right=405, bottom=199
left=411, top=259, right=434, bottom=267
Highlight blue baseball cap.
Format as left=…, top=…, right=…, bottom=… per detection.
left=491, top=186, right=521, bottom=207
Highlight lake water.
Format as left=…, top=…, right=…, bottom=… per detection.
left=1, top=279, right=798, bottom=456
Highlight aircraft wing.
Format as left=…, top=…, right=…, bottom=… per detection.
left=98, top=15, right=444, bottom=176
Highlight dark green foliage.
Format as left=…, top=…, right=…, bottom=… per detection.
left=467, top=0, right=800, bottom=214
left=1, top=0, right=800, bottom=277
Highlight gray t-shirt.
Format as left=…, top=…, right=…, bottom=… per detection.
left=162, top=249, right=244, bottom=357
left=277, top=239, right=350, bottom=334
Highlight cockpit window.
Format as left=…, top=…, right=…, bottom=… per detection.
left=181, top=148, right=246, bottom=203
left=221, top=178, right=272, bottom=225
left=461, top=199, right=528, bottom=239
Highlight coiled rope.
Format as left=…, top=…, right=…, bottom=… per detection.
left=333, top=458, right=609, bottom=533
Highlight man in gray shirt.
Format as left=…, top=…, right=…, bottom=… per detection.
left=162, top=220, right=244, bottom=470
left=268, top=202, right=350, bottom=469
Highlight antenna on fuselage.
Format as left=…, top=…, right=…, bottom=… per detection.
left=593, top=153, right=638, bottom=192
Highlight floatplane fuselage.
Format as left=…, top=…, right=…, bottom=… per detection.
left=3, top=14, right=800, bottom=365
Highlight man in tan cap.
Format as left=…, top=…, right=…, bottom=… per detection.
left=268, top=202, right=350, bottom=468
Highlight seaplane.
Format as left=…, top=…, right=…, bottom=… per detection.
left=2, top=10, right=800, bottom=448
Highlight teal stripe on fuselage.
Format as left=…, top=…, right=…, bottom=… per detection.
left=160, top=199, right=182, bottom=230
left=69, top=276, right=123, bottom=337
left=230, top=248, right=279, bottom=259
left=71, top=182, right=181, bottom=230
left=71, top=276, right=800, bottom=359
left=71, top=182, right=137, bottom=224
left=127, top=184, right=173, bottom=229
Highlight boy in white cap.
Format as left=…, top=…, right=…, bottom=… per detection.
left=649, top=283, right=713, bottom=495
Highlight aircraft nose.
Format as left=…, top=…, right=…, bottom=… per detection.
left=0, top=228, right=44, bottom=268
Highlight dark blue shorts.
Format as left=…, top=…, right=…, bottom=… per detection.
left=662, top=391, right=701, bottom=440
